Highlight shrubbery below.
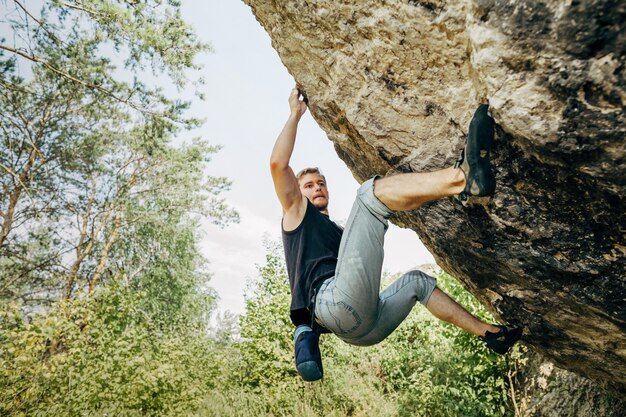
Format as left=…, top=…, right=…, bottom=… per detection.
left=1, top=257, right=521, bottom=417
left=1, top=284, right=222, bottom=417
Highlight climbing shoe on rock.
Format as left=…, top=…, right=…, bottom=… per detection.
left=294, top=325, right=323, bottom=381
left=482, top=325, right=523, bottom=354
left=455, top=104, right=496, bottom=205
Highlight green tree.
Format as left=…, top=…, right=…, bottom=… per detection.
left=238, top=239, right=296, bottom=387
left=0, top=0, right=207, bottom=112
left=0, top=1, right=237, bottom=308
left=0, top=3, right=242, bottom=415
left=0, top=282, right=226, bottom=416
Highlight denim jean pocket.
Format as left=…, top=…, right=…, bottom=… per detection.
left=317, top=298, right=362, bottom=335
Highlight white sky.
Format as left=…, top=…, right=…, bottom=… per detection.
left=180, top=1, right=435, bottom=317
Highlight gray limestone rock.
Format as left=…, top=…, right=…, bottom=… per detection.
left=243, top=0, right=626, bottom=397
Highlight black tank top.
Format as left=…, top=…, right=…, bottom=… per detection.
left=282, top=200, right=343, bottom=326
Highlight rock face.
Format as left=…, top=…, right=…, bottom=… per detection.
left=515, top=351, right=626, bottom=417
left=243, top=0, right=625, bottom=396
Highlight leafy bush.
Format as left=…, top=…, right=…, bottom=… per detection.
left=380, top=271, right=513, bottom=417
left=0, top=245, right=519, bottom=417
left=0, top=284, right=220, bottom=417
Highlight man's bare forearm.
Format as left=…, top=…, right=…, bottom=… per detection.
left=270, top=88, right=308, bottom=213
left=271, top=87, right=307, bottom=170
left=270, top=113, right=300, bottom=170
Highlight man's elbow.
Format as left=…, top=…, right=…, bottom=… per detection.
left=270, top=159, right=288, bottom=174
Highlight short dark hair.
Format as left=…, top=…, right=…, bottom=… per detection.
left=296, top=167, right=326, bottom=183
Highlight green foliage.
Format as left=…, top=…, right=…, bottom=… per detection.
left=48, top=0, right=208, bottom=85
left=381, top=272, right=512, bottom=417
left=238, top=239, right=295, bottom=387
left=0, top=284, right=220, bottom=417
left=0, top=64, right=237, bottom=306
left=0, top=5, right=239, bottom=416
left=0, top=0, right=236, bottom=307
left=1, top=236, right=524, bottom=416
left=2, top=0, right=208, bottom=110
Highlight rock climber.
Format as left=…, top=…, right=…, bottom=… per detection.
left=269, top=87, right=522, bottom=381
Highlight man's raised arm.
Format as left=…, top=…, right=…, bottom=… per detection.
left=270, top=88, right=308, bottom=217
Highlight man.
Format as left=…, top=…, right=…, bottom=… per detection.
left=270, top=87, right=522, bottom=382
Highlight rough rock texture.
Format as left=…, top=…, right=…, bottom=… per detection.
left=515, top=351, right=626, bottom=417
left=243, top=0, right=626, bottom=396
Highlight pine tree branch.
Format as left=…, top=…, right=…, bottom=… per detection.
left=61, top=1, right=101, bottom=17
left=13, top=0, right=62, bottom=45
left=0, top=44, right=159, bottom=116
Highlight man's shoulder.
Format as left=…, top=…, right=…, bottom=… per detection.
left=282, top=195, right=308, bottom=232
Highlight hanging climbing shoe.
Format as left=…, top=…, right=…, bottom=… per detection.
left=455, top=104, right=496, bottom=206
left=482, top=325, right=523, bottom=354
left=294, top=325, right=323, bottom=381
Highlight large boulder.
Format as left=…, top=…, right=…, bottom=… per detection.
left=243, top=0, right=625, bottom=396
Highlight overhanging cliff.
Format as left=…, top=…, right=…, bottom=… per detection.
left=243, top=0, right=625, bottom=396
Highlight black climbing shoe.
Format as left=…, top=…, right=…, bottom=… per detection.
left=455, top=104, right=496, bottom=205
left=482, top=325, right=523, bottom=355
left=294, top=325, right=323, bottom=381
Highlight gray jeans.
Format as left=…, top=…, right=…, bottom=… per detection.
left=314, top=177, right=437, bottom=346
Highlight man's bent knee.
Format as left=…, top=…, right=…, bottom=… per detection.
left=357, top=176, right=393, bottom=220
